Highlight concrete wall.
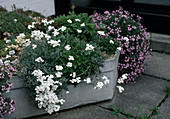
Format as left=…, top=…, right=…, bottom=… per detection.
left=0, top=0, right=55, bottom=17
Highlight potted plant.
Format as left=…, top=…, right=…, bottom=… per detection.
left=4, top=12, right=120, bottom=119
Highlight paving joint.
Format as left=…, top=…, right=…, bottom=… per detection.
left=142, top=73, right=170, bottom=82
left=147, top=94, right=169, bottom=119
left=98, top=105, right=135, bottom=118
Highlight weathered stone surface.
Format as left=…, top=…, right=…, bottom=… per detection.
left=144, top=52, right=170, bottom=79
left=30, top=105, right=127, bottom=119
left=0, top=0, right=55, bottom=17
left=151, top=33, right=170, bottom=53
left=99, top=75, right=169, bottom=116
left=153, top=96, right=170, bottom=119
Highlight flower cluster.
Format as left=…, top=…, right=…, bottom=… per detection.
left=0, top=61, right=17, bottom=117
left=18, top=12, right=120, bottom=113
left=92, top=7, right=151, bottom=83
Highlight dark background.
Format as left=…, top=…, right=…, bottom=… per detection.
left=54, top=0, right=170, bottom=35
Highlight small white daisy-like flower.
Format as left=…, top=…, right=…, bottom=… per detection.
left=55, top=65, right=63, bottom=70
left=117, top=47, right=121, bottom=51
left=48, top=26, right=55, bottom=31
left=65, top=45, right=71, bottom=51
left=9, top=50, right=15, bottom=55
left=124, top=37, right=129, bottom=42
left=66, top=91, right=69, bottom=94
left=109, top=40, right=114, bottom=44
left=35, top=57, right=44, bottom=62
left=32, top=44, right=37, bottom=49
left=70, top=72, right=76, bottom=78
left=75, top=19, right=81, bottom=22
left=102, top=75, right=108, bottom=80
left=14, top=19, right=17, bottom=22
left=97, top=31, right=105, bottom=36
left=84, top=78, right=91, bottom=84
left=77, top=29, right=82, bottom=33
left=67, top=19, right=72, bottom=23
left=104, top=79, right=110, bottom=85
left=60, top=26, right=67, bottom=31
left=80, top=23, right=85, bottom=26
left=55, top=72, right=63, bottom=78
left=6, top=40, right=11, bottom=43
left=66, top=62, right=72, bottom=67
left=117, top=86, right=124, bottom=93
left=85, top=44, right=94, bottom=51
left=48, top=40, right=61, bottom=47
left=68, top=55, right=74, bottom=60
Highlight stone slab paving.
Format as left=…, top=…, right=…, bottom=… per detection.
left=99, top=75, right=169, bottom=117
left=30, top=105, right=127, bottom=119
left=144, top=52, right=170, bottom=79
left=153, top=96, right=170, bottom=119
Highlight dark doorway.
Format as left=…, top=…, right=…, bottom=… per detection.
left=55, top=0, right=170, bottom=35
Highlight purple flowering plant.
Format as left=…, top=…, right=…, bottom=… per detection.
left=0, top=62, right=17, bottom=118
left=92, top=7, right=152, bottom=83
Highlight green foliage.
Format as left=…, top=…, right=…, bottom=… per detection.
left=110, top=105, right=123, bottom=117
left=54, top=11, right=119, bottom=57
left=165, top=86, right=170, bottom=95
left=151, top=107, right=159, bottom=115
left=18, top=34, right=105, bottom=96
left=0, top=11, right=33, bottom=38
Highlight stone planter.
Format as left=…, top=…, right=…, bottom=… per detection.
left=4, top=51, right=120, bottom=119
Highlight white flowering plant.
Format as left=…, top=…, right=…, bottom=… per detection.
left=17, top=12, right=120, bottom=114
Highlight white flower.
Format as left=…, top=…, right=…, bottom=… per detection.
left=28, top=25, right=34, bottom=29
left=117, top=86, right=124, bottom=93
left=49, top=20, right=54, bottom=24
left=55, top=72, right=63, bottom=78
left=66, top=91, right=69, bottom=94
left=53, top=29, right=60, bottom=36
left=19, top=33, right=25, bottom=38
left=117, top=47, right=121, bottom=51
left=5, top=55, right=11, bottom=59
left=102, top=75, right=108, bottom=80
left=70, top=72, right=76, bottom=78
left=124, top=37, right=129, bottom=42
left=67, top=19, right=72, bottom=23
left=97, top=31, right=105, bottom=36
left=4, top=60, right=10, bottom=65
left=23, top=39, right=31, bottom=47
left=32, top=69, right=44, bottom=78
left=48, top=40, right=61, bottom=47
left=0, top=59, right=3, bottom=64
left=75, top=19, right=81, bottom=22
left=85, top=44, right=94, bottom=51
left=122, top=73, right=128, bottom=80
left=68, top=55, right=74, bottom=60
left=80, top=23, right=85, bottom=26
left=55, top=65, right=63, bottom=71
left=60, top=26, right=67, bottom=31
left=84, top=78, right=91, bottom=84
left=76, top=77, right=81, bottom=83
left=94, top=82, right=104, bottom=89
left=44, top=34, right=51, bottom=40
left=14, top=19, right=17, bottom=22
left=109, top=40, right=114, bottom=44
left=6, top=40, right=11, bottom=43
left=77, top=29, right=82, bottom=33
left=9, top=50, right=15, bottom=55
left=48, top=26, right=55, bottom=31
left=117, top=78, right=124, bottom=84
left=35, top=57, right=44, bottom=62
left=104, top=79, right=110, bottom=85
left=65, top=45, right=71, bottom=51
left=66, top=62, right=72, bottom=67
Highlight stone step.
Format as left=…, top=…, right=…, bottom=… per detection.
left=144, top=52, right=170, bottom=80
left=150, top=33, right=170, bottom=53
